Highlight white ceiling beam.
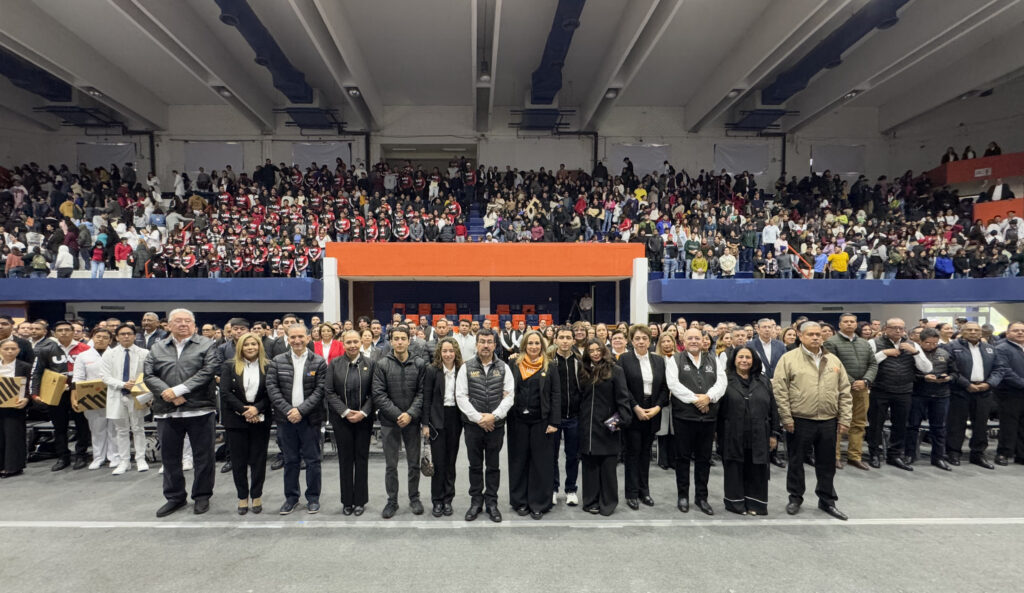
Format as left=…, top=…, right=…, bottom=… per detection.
left=684, top=0, right=862, bottom=132
left=579, top=0, right=685, bottom=131
left=289, top=0, right=384, bottom=130
left=474, top=0, right=502, bottom=133
left=782, top=0, right=1020, bottom=132
left=0, top=77, right=61, bottom=131
left=0, top=0, right=167, bottom=129
left=879, top=25, right=1024, bottom=131
left=108, top=0, right=275, bottom=132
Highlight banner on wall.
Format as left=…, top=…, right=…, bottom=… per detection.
left=607, top=143, right=671, bottom=179
left=291, top=141, right=353, bottom=168
left=811, top=144, right=866, bottom=176
left=183, top=141, right=244, bottom=177
left=75, top=142, right=138, bottom=169
left=713, top=143, right=770, bottom=175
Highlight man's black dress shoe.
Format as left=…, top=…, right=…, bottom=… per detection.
left=432, top=503, right=444, bottom=517
left=485, top=505, right=502, bottom=523
left=970, top=455, right=995, bottom=470
left=51, top=458, right=70, bottom=472
left=994, top=455, right=1009, bottom=466
left=194, top=499, right=210, bottom=515
left=640, top=495, right=655, bottom=507
left=886, top=457, right=913, bottom=471
left=818, top=502, right=847, bottom=521
left=465, top=505, right=482, bottom=521
left=931, top=459, right=952, bottom=471
left=220, top=461, right=232, bottom=474
left=785, top=501, right=801, bottom=515
left=156, top=500, right=187, bottom=518
left=695, top=499, right=714, bottom=516
left=626, top=498, right=639, bottom=510
left=677, top=497, right=689, bottom=513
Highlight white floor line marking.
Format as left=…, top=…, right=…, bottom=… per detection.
left=1, top=517, right=1023, bottom=530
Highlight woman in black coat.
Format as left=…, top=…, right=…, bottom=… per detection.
left=507, top=330, right=561, bottom=519
left=220, top=333, right=273, bottom=514
left=0, top=339, right=31, bottom=478
left=578, top=339, right=632, bottom=516
left=717, top=346, right=779, bottom=516
left=420, top=337, right=463, bottom=518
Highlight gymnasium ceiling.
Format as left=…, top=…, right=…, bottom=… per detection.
left=0, top=0, right=1022, bottom=135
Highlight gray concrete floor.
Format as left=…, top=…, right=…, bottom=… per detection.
left=1, top=439, right=1022, bottom=593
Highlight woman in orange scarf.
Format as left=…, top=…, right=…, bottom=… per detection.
left=507, top=330, right=561, bottom=519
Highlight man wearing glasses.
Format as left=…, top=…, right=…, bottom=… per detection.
left=144, top=309, right=222, bottom=517
left=867, top=318, right=932, bottom=471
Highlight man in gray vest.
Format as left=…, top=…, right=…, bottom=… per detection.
left=456, top=328, right=514, bottom=523
left=665, top=328, right=726, bottom=516
left=824, top=313, right=878, bottom=470
left=868, top=318, right=932, bottom=471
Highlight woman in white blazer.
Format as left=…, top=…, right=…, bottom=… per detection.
left=101, top=324, right=151, bottom=474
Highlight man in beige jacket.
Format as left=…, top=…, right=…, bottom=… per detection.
left=772, top=321, right=852, bottom=520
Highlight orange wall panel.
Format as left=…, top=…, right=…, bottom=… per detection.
left=325, top=243, right=645, bottom=278
left=974, top=197, right=1024, bottom=224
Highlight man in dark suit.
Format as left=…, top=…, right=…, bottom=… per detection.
left=980, top=178, right=1015, bottom=202
left=746, top=319, right=787, bottom=379
left=135, top=312, right=167, bottom=349
left=944, top=322, right=1004, bottom=468
left=0, top=315, right=33, bottom=365
left=747, top=318, right=787, bottom=467
left=993, top=322, right=1024, bottom=465
left=143, top=309, right=222, bottom=517
left=266, top=323, right=327, bottom=515
left=618, top=325, right=669, bottom=510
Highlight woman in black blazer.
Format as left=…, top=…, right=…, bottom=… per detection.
left=578, top=339, right=632, bottom=516
left=507, top=330, right=561, bottom=519
left=325, top=330, right=376, bottom=516
left=617, top=325, right=669, bottom=510
left=220, top=333, right=273, bottom=514
left=0, top=339, right=31, bottom=478
left=717, top=346, right=779, bottom=516
left=421, top=337, right=463, bottom=518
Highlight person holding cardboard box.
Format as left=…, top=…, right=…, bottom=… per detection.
left=72, top=329, right=120, bottom=471
left=102, top=324, right=151, bottom=475
left=0, top=338, right=32, bottom=478
left=30, top=320, right=93, bottom=471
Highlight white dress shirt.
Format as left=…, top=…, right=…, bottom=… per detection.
left=869, top=337, right=932, bottom=373
left=242, top=359, right=260, bottom=403
left=636, top=352, right=653, bottom=396
left=967, top=342, right=985, bottom=382
left=759, top=339, right=775, bottom=367
left=455, top=357, right=515, bottom=423
left=290, top=350, right=308, bottom=408
left=665, top=352, right=727, bottom=404
left=443, top=365, right=457, bottom=406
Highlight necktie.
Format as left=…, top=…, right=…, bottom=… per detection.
left=122, top=350, right=132, bottom=396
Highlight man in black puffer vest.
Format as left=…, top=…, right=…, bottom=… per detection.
left=371, top=326, right=426, bottom=519
left=665, top=328, right=727, bottom=516
left=455, top=329, right=514, bottom=523
left=868, top=318, right=932, bottom=471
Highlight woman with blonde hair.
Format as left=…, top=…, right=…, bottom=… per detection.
left=220, top=332, right=273, bottom=514
left=508, top=330, right=561, bottom=519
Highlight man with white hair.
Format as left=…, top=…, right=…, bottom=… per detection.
left=144, top=309, right=222, bottom=517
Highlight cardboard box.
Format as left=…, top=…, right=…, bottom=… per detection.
left=72, top=379, right=107, bottom=411
left=134, top=391, right=154, bottom=411
left=130, top=373, right=149, bottom=396
left=37, top=369, right=68, bottom=406
left=0, top=377, right=25, bottom=408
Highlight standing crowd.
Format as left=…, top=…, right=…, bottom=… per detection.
left=2, top=309, right=1023, bottom=522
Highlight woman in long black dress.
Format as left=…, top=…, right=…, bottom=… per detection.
left=718, top=346, right=779, bottom=515
left=578, top=339, right=632, bottom=516
left=508, top=330, right=561, bottom=519
left=0, top=338, right=31, bottom=478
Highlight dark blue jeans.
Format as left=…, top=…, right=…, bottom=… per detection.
left=552, top=417, right=580, bottom=493
left=906, top=396, right=949, bottom=462
left=277, top=418, right=321, bottom=504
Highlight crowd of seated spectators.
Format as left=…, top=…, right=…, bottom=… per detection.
left=1, top=143, right=1021, bottom=281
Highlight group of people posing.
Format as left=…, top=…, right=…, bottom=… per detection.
left=1, top=310, right=1022, bottom=524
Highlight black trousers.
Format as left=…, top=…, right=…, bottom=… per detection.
left=48, top=391, right=91, bottom=460
left=464, top=423, right=504, bottom=508
left=657, top=434, right=675, bottom=469
left=947, top=391, right=995, bottom=457
left=722, top=449, right=769, bottom=515
left=672, top=418, right=715, bottom=501
left=581, top=454, right=618, bottom=515
left=427, top=406, right=462, bottom=505
left=623, top=413, right=658, bottom=498
left=786, top=417, right=838, bottom=506
left=0, top=408, right=27, bottom=473
left=905, top=396, right=948, bottom=463
left=225, top=423, right=271, bottom=500
left=157, top=413, right=216, bottom=504
left=331, top=415, right=373, bottom=507
left=507, top=417, right=554, bottom=513
left=996, top=394, right=1024, bottom=459
left=867, top=390, right=911, bottom=460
